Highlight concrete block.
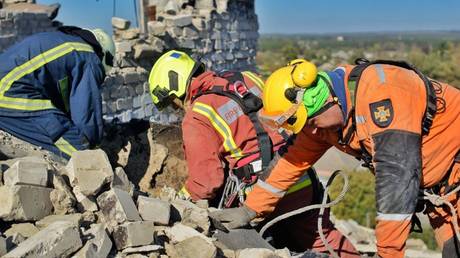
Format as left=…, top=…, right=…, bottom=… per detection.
left=121, top=244, right=162, bottom=254
left=137, top=196, right=170, bottom=225
left=165, top=223, right=211, bottom=244
left=5, top=223, right=39, bottom=239
left=133, top=43, right=155, bottom=60
left=97, top=188, right=141, bottom=229
left=65, top=149, right=114, bottom=196
left=124, top=71, right=140, bottom=84
left=3, top=221, right=82, bottom=258
left=73, top=187, right=99, bottom=212
left=0, top=236, right=6, bottom=256
left=164, top=0, right=179, bottom=15
left=195, top=0, right=215, bottom=9
left=115, top=41, right=133, bottom=53
left=112, top=17, right=131, bottom=30
left=174, top=236, right=217, bottom=258
left=3, top=160, right=48, bottom=187
left=147, top=21, right=166, bottom=36
left=165, top=14, right=192, bottom=27
left=113, top=221, right=154, bottom=250
left=73, top=224, right=112, bottom=258
left=0, top=185, right=52, bottom=221
left=236, top=248, right=281, bottom=258
left=183, top=27, right=199, bottom=38
left=111, top=167, right=135, bottom=196
left=120, top=28, right=140, bottom=40
left=35, top=213, right=83, bottom=229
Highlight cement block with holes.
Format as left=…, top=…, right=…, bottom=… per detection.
left=3, top=160, right=48, bottom=187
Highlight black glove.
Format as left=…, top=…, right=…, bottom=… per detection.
left=209, top=205, right=257, bottom=230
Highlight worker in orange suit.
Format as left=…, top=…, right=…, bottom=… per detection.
left=210, top=58, right=460, bottom=258
left=148, top=50, right=359, bottom=256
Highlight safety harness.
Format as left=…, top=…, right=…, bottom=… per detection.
left=191, top=71, right=275, bottom=207
left=340, top=58, right=438, bottom=169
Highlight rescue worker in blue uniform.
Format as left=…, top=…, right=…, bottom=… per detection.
left=0, top=26, right=115, bottom=162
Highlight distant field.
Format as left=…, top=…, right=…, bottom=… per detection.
left=256, top=31, right=460, bottom=87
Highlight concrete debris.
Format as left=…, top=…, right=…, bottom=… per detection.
left=65, top=149, right=114, bottom=196
left=0, top=236, right=7, bottom=256
left=112, top=167, right=135, bottom=196
left=73, top=186, right=99, bottom=212
left=174, top=236, right=217, bottom=258
left=0, top=185, right=52, bottom=221
left=121, top=244, right=162, bottom=254
left=97, top=188, right=141, bottom=229
left=137, top=196, right=171, bottom=225
left=236, top=248, right=284, bottom=258
left=3, top=159, right=49, bottom=187
left=113, top=221, right=154, bottom=250
left=50, top=173, right=77, bottom=214
left=4, top=223, right=39, bottom=239
left=35, top=213, right=83, bottom=229
left=73, top=224, right=112, bottom=258
left=165, top=223, right=211, bottom=244
left=0, top=148, right=439, bottom=257
left=4, top=221, right=82, bottom=258
left=112, top=17, right=131, bottom=30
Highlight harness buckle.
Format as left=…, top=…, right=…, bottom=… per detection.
left=232, top=81, right=249, bottom=98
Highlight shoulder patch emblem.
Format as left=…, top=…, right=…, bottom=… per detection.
left=369, top=99, right=393, bottom=128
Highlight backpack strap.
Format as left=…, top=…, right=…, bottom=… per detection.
left=191, top=71, right=273, bottom=170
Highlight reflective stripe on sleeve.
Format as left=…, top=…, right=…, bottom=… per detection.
left=55, top=137, right=78, bottom=157
left=0, top=42, right=94, bottom=111
left=256, top=180, right=286, bottom=197
left=192, top=102, right=244, bottom=158
left=286, top=172, right=312, bottom=194
left=376, top=213, right=412, bottom=221
left=242, top=71, right=264, bottom=90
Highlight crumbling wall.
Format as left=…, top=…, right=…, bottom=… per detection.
left=0, top=9, right=56, bottom=52
left=102, top=0, right=259, bottom=124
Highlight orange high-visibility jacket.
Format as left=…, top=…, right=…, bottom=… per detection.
left=245, top=64, right=460, bottom=258
left=182, top=71, right=285, bottom=201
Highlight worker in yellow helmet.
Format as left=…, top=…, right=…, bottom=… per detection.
left=211, top=57, right=460, bottom=257
left=149, top=51, right=359, bottom=256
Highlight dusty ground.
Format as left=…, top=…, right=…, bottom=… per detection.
left=100, top=121, right=188, bottom=197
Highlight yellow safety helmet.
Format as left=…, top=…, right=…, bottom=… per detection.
left=149, top=50, right=204, bottom=108
left=260, top=59, right=318, bottom=133
left=89, top=28, right=115, bottom=74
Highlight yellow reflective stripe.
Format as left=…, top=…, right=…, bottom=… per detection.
left=55, top=137, right=77, bottom=157
left=192, top=102, right=243, bottom=158
left=286, top=174, right=312, bottom=194
left=0, top=42, right=93, bottom=111
left=242, top=71, right=264, bottom=90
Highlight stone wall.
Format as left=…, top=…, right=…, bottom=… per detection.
left=0, top=0, right=259, bottom=125
left=102, top=0, right=259, bottom=124
left=0, top=9, right=56, bottom=52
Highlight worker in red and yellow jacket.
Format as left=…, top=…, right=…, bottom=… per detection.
left=211, top=58, right=460, bottom=257
left=149, top=50, right=359, bottom=256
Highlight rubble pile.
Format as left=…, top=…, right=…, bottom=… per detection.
left=0, top=149, right=295, bottom=258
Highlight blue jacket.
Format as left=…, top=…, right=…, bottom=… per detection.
left=0, top=31, right=105, bottom=159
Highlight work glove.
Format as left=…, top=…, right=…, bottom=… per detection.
left=209, top=205, right=257, bottom=230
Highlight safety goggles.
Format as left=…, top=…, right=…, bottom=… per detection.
left=258, top=88, right=305, bottom=130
